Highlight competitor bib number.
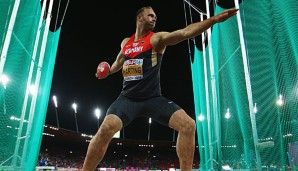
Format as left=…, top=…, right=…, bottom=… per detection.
left=122, top=59, right=143, bottom=81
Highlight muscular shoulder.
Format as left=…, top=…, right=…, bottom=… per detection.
left=121, top=37, right=130, bottom=48
left=151, top=32, right=169, bottom=53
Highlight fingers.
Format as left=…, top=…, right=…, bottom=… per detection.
left=222, top=8, right=238, bottom=16
left=229, top=8, right=239, bottom=13
left=228, top=8, right=239, bottom=15
left=216, top=8, right=238, bottom=22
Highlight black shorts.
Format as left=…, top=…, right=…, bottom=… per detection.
left=106, top=95, right=182, bottom=127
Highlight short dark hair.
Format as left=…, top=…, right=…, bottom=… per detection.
left=136, top=6, right=152, bottom=17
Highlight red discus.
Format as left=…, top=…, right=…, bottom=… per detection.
left=95, top=61, right=110, bottom=79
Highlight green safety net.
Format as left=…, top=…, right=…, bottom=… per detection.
left=0, top=0, right=60, bottom=170
left=192, top=0, right=298, bottom=170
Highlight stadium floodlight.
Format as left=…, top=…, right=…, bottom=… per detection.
left=72, top=102, right=79, bottom=132
left=0, top=74, right=9, bottom=89
left=95, top=107, right=101, bottom=128
left=1, top=74, right=9, bottom=115
left=198, top=114, right=205, bottom=122
left=53, top=95, right=58, bottom=108
left=253, top=103, right=257, bottom=114
left=29, top=84, right=37, bottom=95
left=148, top=118, right=152, bottom=141
left=225, top=108, right=231, bottom=119
left=276, top=94, right=284, bottom=106
left=52, top=95, right=59, bottom=128
left=72, top=102, right=77, bottom=114
left=95, top=107, right=101, bottom=119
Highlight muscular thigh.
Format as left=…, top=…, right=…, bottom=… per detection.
left=106, top=95, right=142, bottom=126
left=142, top=96, right=182, bottom=126
left=107, top=95, right=181, bottom=127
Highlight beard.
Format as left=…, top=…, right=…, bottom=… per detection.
left=145, top=22, right=155, bottom=31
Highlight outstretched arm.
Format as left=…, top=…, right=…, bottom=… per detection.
left=153, top=8, right=238, bottom=51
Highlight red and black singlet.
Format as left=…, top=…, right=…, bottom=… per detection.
left=120, top=32, right=163, bottom=99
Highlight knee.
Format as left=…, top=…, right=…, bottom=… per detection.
left=97, top=115, right=122, bottom=136
left=170, top=110, right=196, bottom=134
left=98, top=122, right=120, bottom=137
left=100, top=124, right=112, bottom=133
left=181, top=118, right=196, bottom=135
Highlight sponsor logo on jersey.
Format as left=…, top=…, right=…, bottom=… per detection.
left=124, top=46, right=144, bottom=55
left=123, top=59, right=143, bottom=66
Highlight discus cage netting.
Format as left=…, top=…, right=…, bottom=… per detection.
left=0, top=0, right=68, bottom=170
left=184, top=0, right=298, bottom=170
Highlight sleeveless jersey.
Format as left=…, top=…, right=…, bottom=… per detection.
left=120, top=32, right=163, bottom=99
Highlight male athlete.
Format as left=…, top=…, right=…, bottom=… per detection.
left=83, top=6, right=238, bottom=171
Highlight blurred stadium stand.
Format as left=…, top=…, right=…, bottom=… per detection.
left=38, top=125, right=200, bottom=170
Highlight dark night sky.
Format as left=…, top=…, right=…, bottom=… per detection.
left=45, top=0, right=234, bottom=141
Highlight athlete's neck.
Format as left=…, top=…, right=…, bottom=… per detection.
left=134, top=29, right=151, bottom=42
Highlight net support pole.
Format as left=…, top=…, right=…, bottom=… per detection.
left=21, top=0, right=54, bottom=167
left=12, top=0, right=48, bottom=167
left=200, top=13, right=213, bottom=169
left=234, top=0, right=262, bottom=170
left=0, top=0, right=20, bottom=78
left=205, top=0, right=220, bottom=169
